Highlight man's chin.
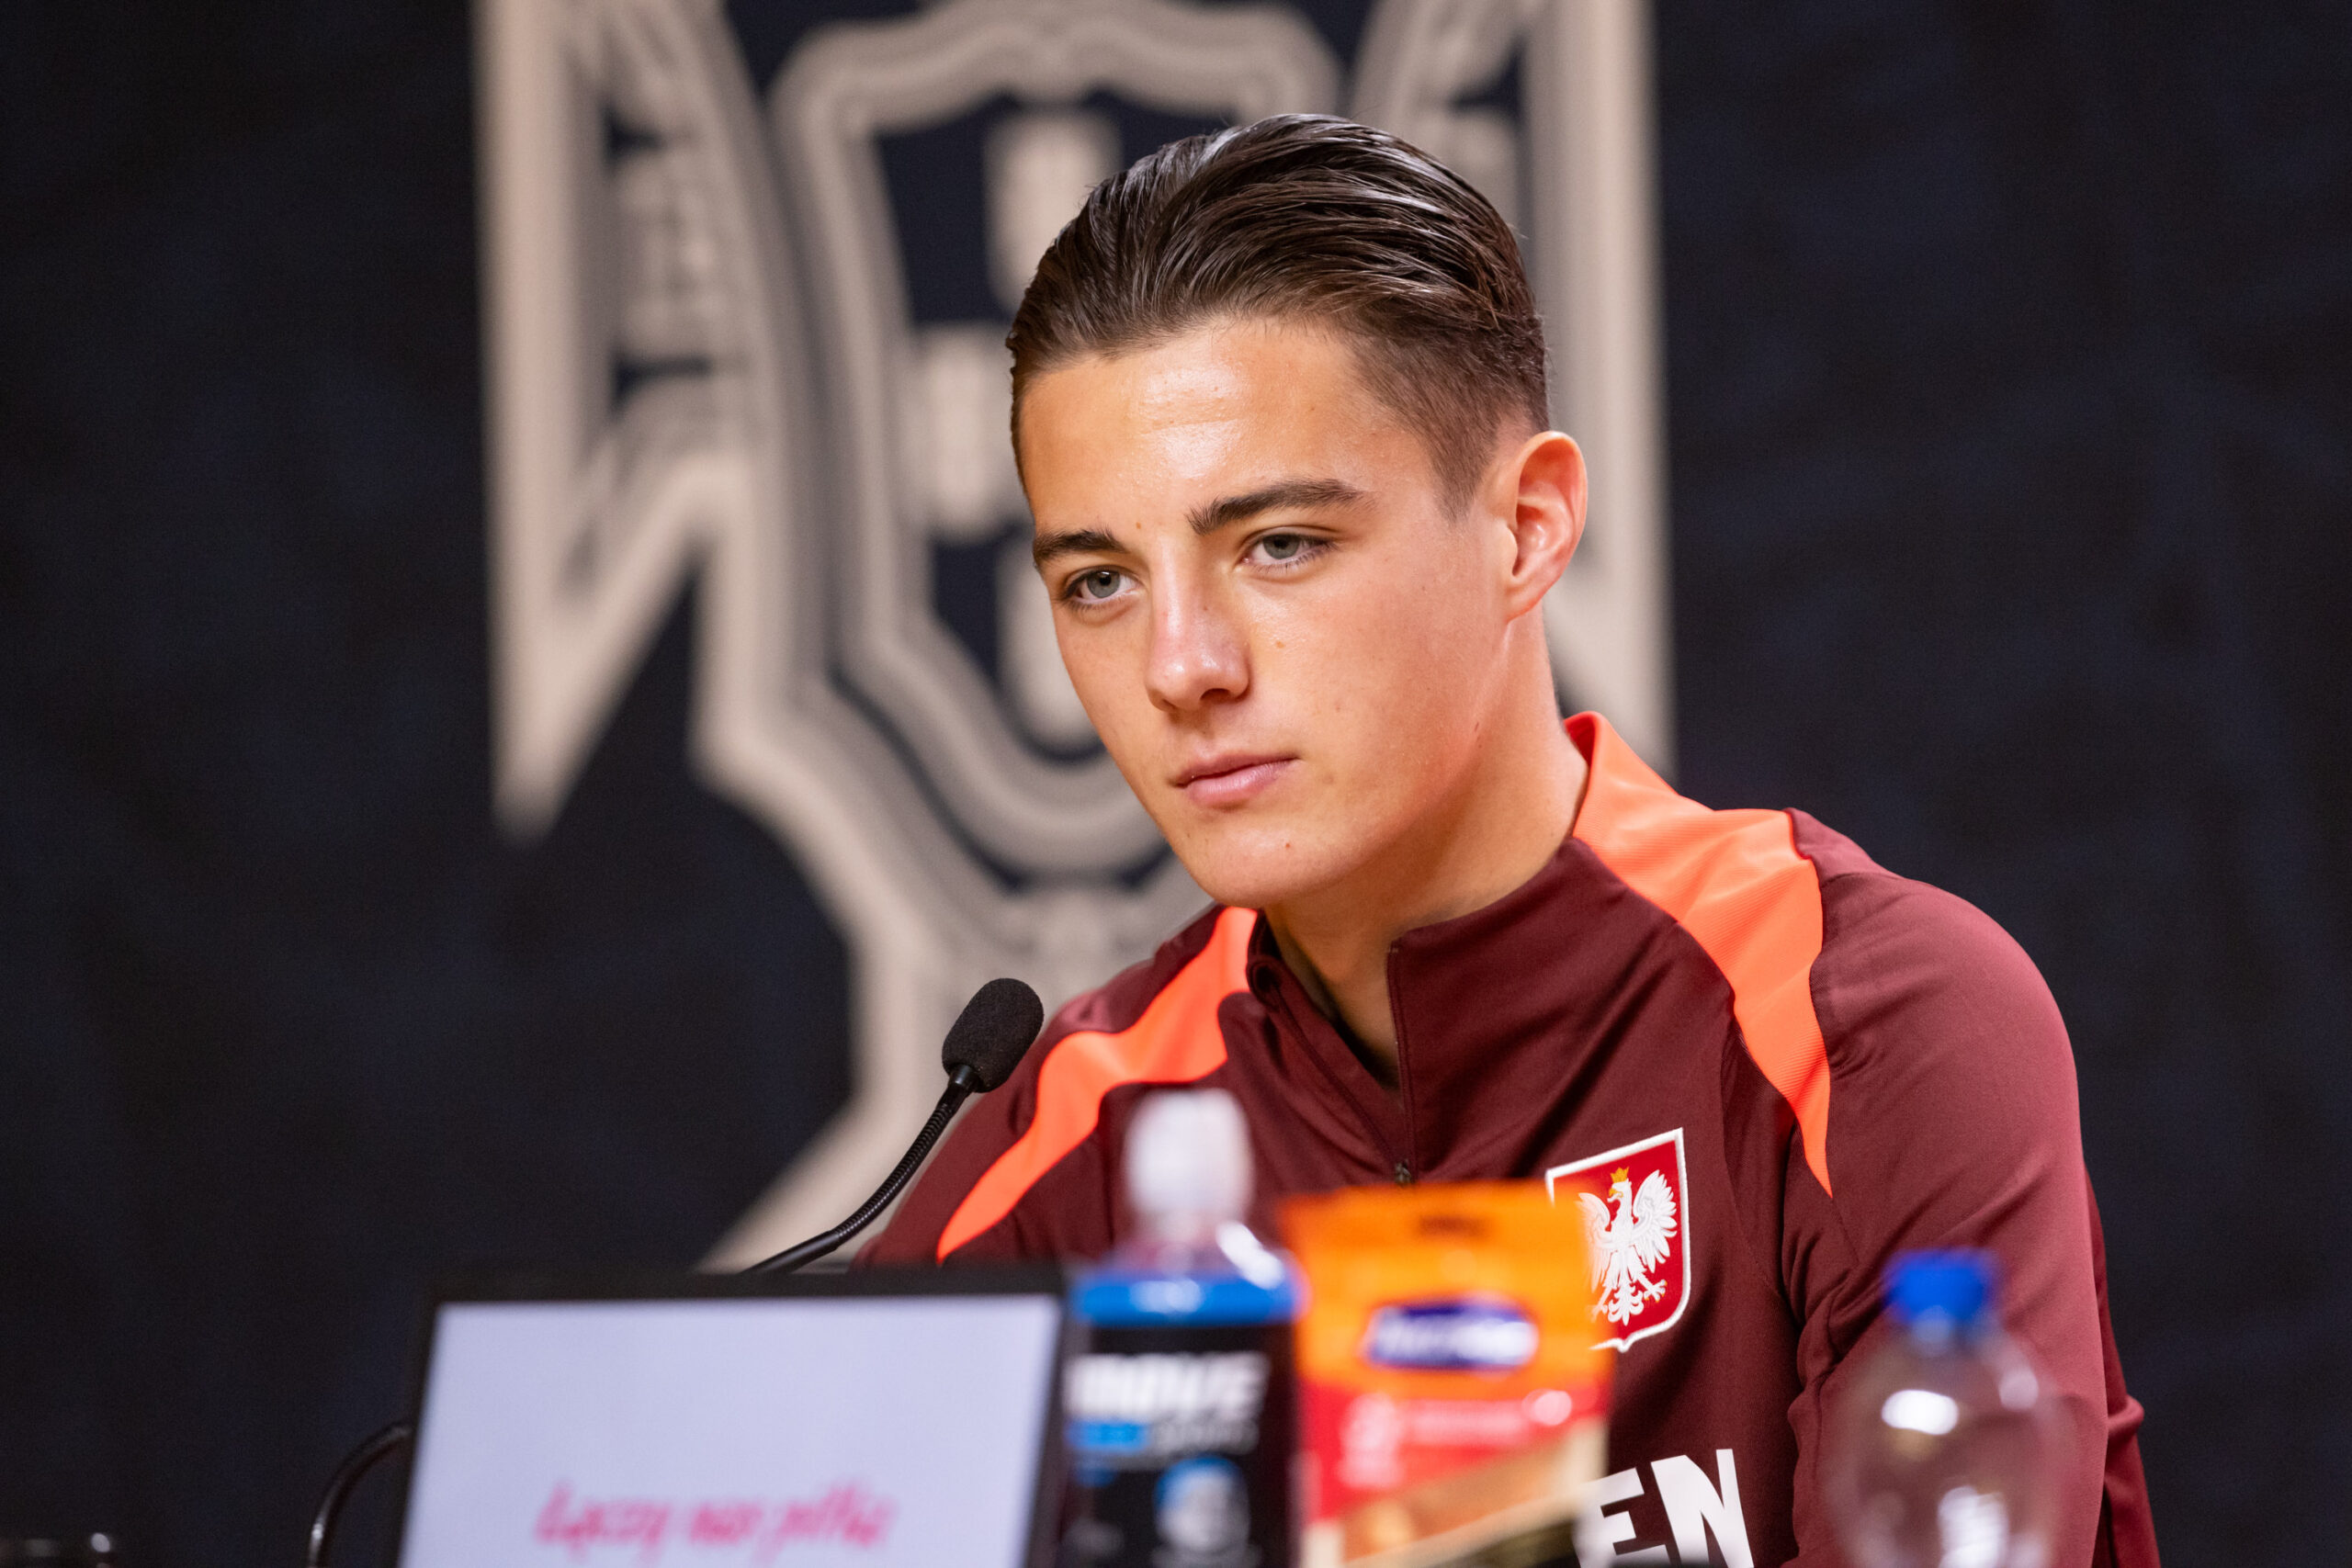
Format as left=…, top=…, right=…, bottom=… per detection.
left=1165, top=826, right=1357, bottom=915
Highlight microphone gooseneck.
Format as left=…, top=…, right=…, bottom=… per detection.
left=304, top=1419, right=414, bottom=1568
left=742, top=978, right=1045, bottom=1276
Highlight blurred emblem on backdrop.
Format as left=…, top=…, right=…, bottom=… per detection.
left=475, top=0, right=1668, bottom=1260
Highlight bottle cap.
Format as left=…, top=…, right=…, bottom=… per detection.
left=1883, top=1249, right=1997, bottom=1333
left=1125, top=1088, right=1251, bottom=1227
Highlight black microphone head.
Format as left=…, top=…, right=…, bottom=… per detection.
left=942, top=977, right=1045, bottom=1091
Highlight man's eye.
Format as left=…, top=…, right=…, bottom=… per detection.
left=1258, top=534, right=1308, bottom=562
left=1068, top=569, right=1126, bottom=603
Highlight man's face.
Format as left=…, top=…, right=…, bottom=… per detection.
left=1019, top=319, right=1537, bottom=911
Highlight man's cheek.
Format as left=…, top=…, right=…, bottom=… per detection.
left=1055, top=632, right=1127, bottom=727
left=1087, top=691, right=1175, bottom=809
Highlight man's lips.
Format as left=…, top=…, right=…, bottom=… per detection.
left=1173, top=753, right=1296, bottom=807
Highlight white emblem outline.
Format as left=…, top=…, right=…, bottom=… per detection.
left=769, top=0, right=1340, bottom=871
left=1544, top=1125, right=1691, bottom=1352
left=478, top=0, right=1672, bottom=1263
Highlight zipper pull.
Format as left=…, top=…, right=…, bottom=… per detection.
left=1392, top=1161, right=1414, bottom=1187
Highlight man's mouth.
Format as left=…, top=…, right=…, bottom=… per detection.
left=1173, top=752, right=1296, bottom=808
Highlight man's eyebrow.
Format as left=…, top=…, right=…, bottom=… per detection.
left=1187, top=478, right=1366, bottom=536
left=1031, top=526, right=1126, bottom=570
left=1031, top=479, right=1364, bottom=569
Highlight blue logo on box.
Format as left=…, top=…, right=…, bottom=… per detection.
left=1360, top=1297, right=1538, bottom=1371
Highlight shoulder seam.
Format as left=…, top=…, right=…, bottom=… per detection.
left=1569, top=716, right=1836, bottom=1196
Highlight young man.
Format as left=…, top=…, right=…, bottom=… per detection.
left=866, top=116, right=2157, bottom=1567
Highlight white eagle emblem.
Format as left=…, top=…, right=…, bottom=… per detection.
left=1577, top=1165, right=1679, bottom=1326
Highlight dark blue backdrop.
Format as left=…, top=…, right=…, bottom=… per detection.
left=3, top=3, right=2346, bottom=1564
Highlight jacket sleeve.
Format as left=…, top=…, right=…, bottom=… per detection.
left=1782, top=860, right=2155, bottom=1567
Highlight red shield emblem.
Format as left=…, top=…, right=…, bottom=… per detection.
left=1544, top=1128, right=1690, bottom=1352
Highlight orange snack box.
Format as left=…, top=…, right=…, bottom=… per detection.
left=1281, top=1182, right=1610, bottom=1568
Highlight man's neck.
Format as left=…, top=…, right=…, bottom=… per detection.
left=1262, top=692, right=1589, bottom=1089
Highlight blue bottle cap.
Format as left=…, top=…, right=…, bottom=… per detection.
left=1074, top=1266, right=1302, bottom=1326
left=1883, top=1249, right=1997, bottom=1332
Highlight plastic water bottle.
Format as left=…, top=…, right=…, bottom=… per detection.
left=1062, top=1088, right=1303, bottom=1568
left=1826, top=1251, right=2062, bottom=1568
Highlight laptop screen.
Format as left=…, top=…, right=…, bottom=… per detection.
left=393, top=1272, right=1066, bottom=1568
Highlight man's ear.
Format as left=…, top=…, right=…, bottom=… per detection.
left=1497, top=430, right=1587, bottom=619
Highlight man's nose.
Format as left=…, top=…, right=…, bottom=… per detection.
left=1144, top=577, right=1248, bottom=714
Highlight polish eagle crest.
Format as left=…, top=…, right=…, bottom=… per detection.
left=1577, top=1164, right=1679, bottom=1326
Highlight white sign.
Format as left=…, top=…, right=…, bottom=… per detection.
left=399, top=1295, right=1063, bottom=1568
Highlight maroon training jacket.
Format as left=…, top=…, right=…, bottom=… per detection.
left=869, top=715, right=2159, bottom=1568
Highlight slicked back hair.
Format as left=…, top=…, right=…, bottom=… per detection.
left=1008, top=114, right=1551, bottom=511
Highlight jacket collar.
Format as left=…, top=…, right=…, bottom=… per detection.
left=1239, top=714, right=1670, bottom=1176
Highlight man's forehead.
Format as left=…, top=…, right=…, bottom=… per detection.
left=1020, top=321, right=1405, bottom=517
left=1119, top=338, right=1268, bottom=421
left=1033, top=324, right=1354, bottom=433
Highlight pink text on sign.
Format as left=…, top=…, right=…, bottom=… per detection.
left=533, top=1481, right=896, bottom=1562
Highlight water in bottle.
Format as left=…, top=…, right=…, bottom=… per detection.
left=1826, top=1250, right=2061, bottom=1568
left=1062, top=1088, right=1302, bottom=1568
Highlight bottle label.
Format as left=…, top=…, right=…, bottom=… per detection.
left=1067, top=1349, right=1271, bottom=1458
left=1061, top=1322, right=1295, bottom=1568
left=1358, top=1296, right=1539, bottom=1372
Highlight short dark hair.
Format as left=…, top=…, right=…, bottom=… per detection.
left=1008, top=114, right=1550, bottom=508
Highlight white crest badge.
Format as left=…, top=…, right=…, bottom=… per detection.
left=478, top=0, right=1671, bottom=1260
left=1545, top=1127, right=1691, bottom=1351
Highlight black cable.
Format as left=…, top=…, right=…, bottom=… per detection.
left=741, top=1069, right=978, bottom=1275
left=305, top=1419, right=413, bottom=1568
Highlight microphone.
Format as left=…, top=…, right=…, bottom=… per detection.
left=742, top=977, right=1045, bottom=1275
